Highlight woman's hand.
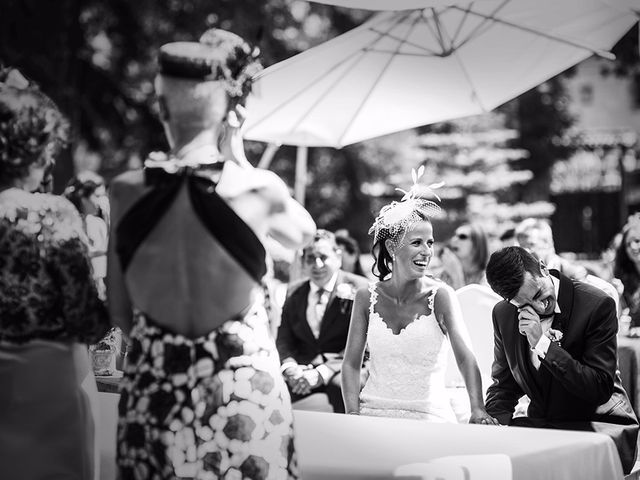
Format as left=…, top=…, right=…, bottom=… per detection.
left=469, top=407, right=500, bottom=425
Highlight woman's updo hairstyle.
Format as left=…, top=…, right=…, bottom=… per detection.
left=0, top=67, right=68, bottom=185
left=63, top=171, right=105, bottom=215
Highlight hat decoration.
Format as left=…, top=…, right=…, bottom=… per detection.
left=369, top=165, right=444, bottom=245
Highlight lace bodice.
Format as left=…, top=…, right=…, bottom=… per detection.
left=360, top=282, right=456, bottom=422
left=0, top=189, right=109, bottom=344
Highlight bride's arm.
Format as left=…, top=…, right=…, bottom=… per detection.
left=341, top=287, right=370, bottom=414
left=435, top=286, right=499, bottom=425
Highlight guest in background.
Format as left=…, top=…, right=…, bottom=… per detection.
left=428, top=243, right=465, bottom=289
left=515, top=218, right=587, bottom=279
left=64, top=171, right=109, bottom=298
left=614, top=213, right=640, bottom=328
left=0, top=66, right=110, bottom=479
left=107, top=30, right=314, bottom=479
left=517, top=217, right=619, bottom=310
left=499, top=226, right=518, bottom=248
left=334, top=229, right=367, bottom=277
left=484, top=246, right=638, bottom=474
left=277, top=229, right=369, bottom=413
left=342, top=172, right=496, bottom=424
left=448, top=222, right=490, bottom=286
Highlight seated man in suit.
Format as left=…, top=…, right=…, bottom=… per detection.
left=277, top=229, right=369, bottom=412
left=484, top=246, right=638, bottom=474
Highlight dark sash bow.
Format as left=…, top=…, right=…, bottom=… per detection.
left=116, top=160, right=267, bottom=283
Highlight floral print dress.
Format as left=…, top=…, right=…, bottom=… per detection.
left=0, top=188, right=110, bottom=480
left=118, top=307, right=298, bottom=480
left=114, top=159, right=299, bottom=480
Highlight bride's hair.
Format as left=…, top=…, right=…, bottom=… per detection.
left=370, top=211, right=431, bottom=281
left=369, top=166, right=442, bottom=280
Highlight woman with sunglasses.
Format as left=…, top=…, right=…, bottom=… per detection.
left=449, top=222, right=490, bottom=286
left=0, top=67, right=110, bottom=479
left=335, top=230, right=367, bottom=278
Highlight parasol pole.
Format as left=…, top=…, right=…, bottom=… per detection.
left=258, top=143, right=280, bottom=169
left=294, top=145, right=308, bottom=206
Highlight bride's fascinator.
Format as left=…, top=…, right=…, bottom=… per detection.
left=369, top=165, right=444, bottom=249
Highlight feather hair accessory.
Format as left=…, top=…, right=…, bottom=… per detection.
left=369, top=166, right=443, bottom=246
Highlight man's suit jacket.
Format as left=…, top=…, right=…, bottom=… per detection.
left=276, top=270, right=369, bottom=377
left=486, top=271, right=639, bottom=473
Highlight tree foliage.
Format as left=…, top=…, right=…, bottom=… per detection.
left=0, top=0, right=366, bottom=185
left=1, top=2, right=637, bottom=251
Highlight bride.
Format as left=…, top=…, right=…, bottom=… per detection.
left=342, top=174, right=498, bottom=424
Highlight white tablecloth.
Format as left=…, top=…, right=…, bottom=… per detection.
left=293, top=411, right=624, bottom=480
left=98, top=394, right=624, bottom=480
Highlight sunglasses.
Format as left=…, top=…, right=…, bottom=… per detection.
left=455, top=232, right=470, bottom=240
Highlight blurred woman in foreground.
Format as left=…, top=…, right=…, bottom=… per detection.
left=0, top=67, right=109, bottom=479
left=107, top=30, right=315, bottom=479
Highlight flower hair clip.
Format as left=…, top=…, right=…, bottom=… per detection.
left=218, top=43, right=262, bottom=99
left=0, top=67, right=30, bottom=90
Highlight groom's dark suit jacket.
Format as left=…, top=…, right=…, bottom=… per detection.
left=276, top=270, right=368, bottom=412
left=486, top=271, right=639, bottom=473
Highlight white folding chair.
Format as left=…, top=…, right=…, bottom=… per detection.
left=395, top=454, right=512, bottom=480
left=445, top=284, right=501, bottom=420
left=584, top=274, right=620, bottom=314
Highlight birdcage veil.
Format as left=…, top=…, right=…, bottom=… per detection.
left=368, top=166, right=443, bottom=248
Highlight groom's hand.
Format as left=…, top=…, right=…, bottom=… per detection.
left=517, top=305, right=543, bottom=348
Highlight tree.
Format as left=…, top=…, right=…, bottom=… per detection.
left=0, top=0, right=367, bottom=190
left=413, top=111, right=556, bottom=235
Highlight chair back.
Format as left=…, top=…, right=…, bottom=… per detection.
left=394, top=454, right=511, bottom=480
left=445, top=284, right=501, bottom=392
left=584, top=274, right=620, bottom=314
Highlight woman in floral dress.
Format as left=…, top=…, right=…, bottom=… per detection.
left=107, top=29, right=315, bottom=480
left=0, top=67, right=110, bottom=479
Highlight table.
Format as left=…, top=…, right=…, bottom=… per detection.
left=97, top=394, right=624, bottom=480
left=293, top=411, right=624, bottom=480
left=618, top=336, right=640, bottom=415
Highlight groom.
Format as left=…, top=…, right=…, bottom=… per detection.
left=484, top=246, right=638, bottom=474
left=276, top=230, right=368, bottom=413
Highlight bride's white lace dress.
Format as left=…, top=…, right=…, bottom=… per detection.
left=360, top=283, right=457, bottom=422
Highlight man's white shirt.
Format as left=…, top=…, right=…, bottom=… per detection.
left=531, top=275, right=561, bottom=369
